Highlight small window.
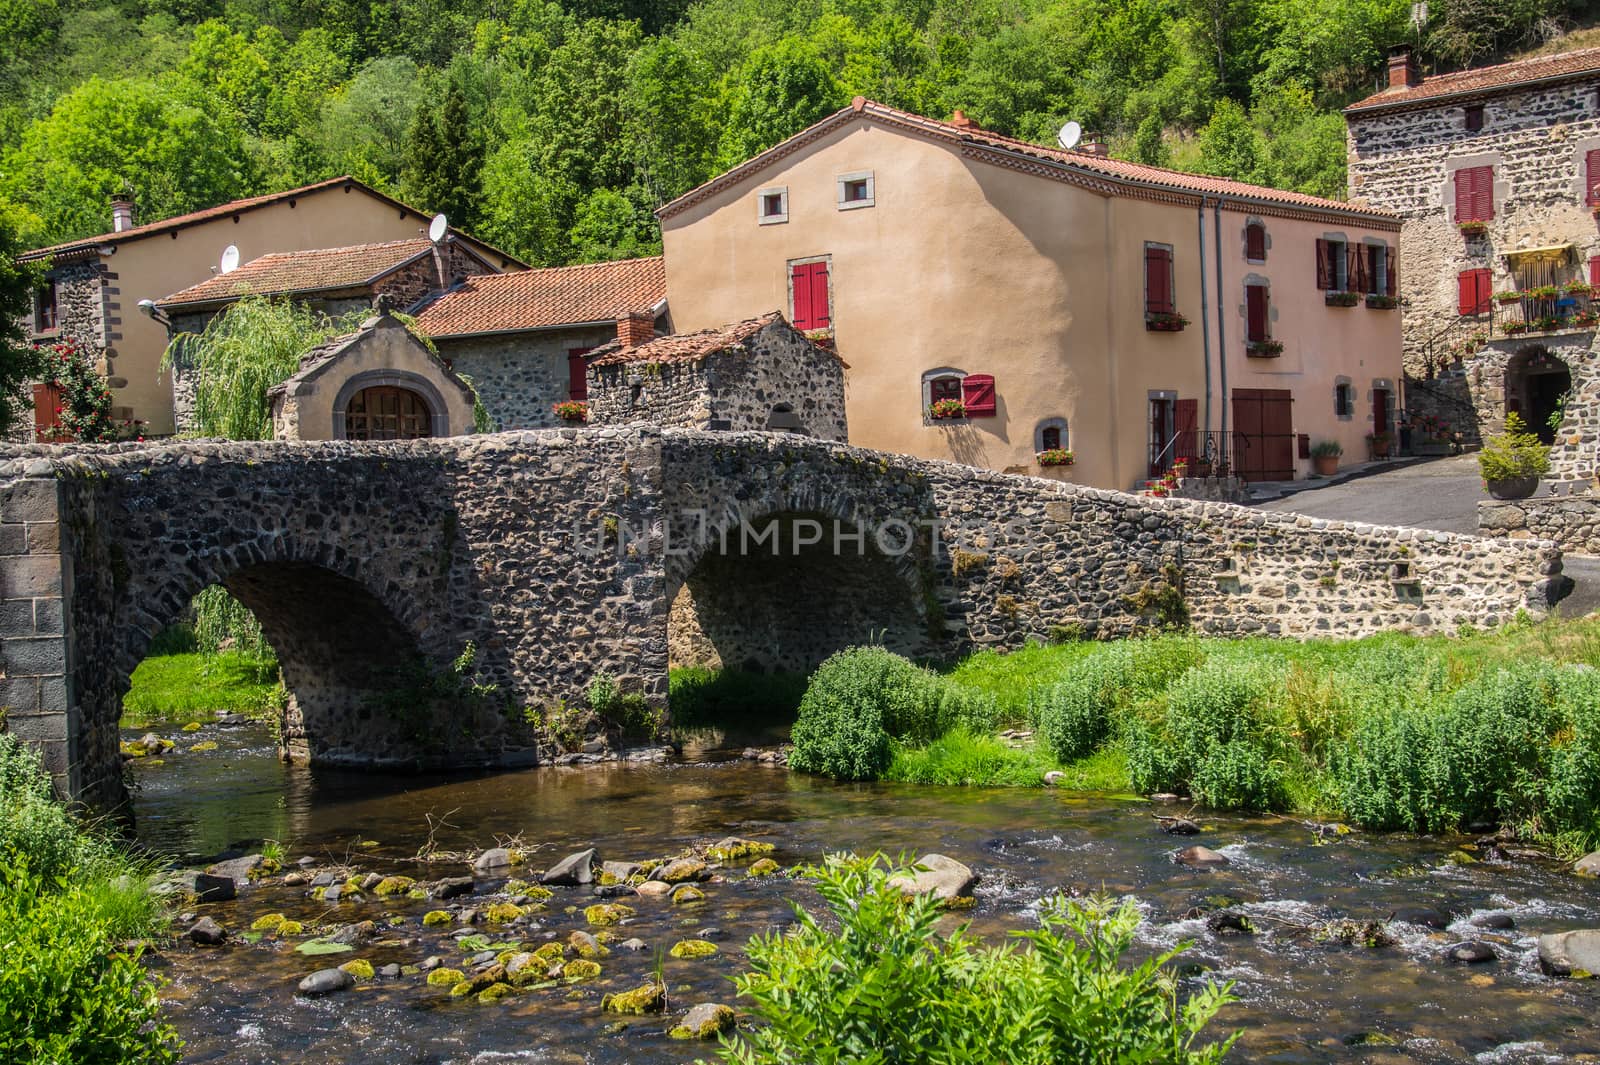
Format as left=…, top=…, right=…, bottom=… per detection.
left=929, top=375, right=962, bottom=404
left=34, top=280, right=57, bottom=333
left=1453, top=165, right=1494, bottom=223
left=758, top=186, right=788, bottom=225
left=837, top=171, right=874, bottom=210
left=1334, top=381, right=1354, bottom=418
left=1464, top=104, right=1484, bottom=132
left=1315, top=238, right=1348, bottom=291
left=1457, top=268, right=1492, bottom=315
left=790, top=260, right=830, bottom=331
left=1245, top=222, right=1266, bottom=262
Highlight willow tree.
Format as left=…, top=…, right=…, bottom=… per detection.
left=162, top=295, right=358, bottom=440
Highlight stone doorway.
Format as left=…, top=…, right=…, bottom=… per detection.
left=1505, top=345, right=1572, bottom=444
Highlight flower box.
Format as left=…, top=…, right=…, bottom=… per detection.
left=1494, top=291, right=1523, bottom=304
left=1457, top=220, right=1488, bottom=237
left=929, top=399, right=966, bottom=420
left=552, top=400, right=588, bottom=423
left=1324, top=291, right=1360, bottom=307
left=1503, top=321, right=1528, bottom=334
left=1528, top=285, right=1561, bottom=300
left=1037, top=448, right=1074, bottom=467
left=1364, top=294, right=1399, bottom=309
left=1145, top=312, right=1188, bottom=332
left=1562, top=281, right=1593, bottom=298
left=1246, top=339, right=1284, bottom=358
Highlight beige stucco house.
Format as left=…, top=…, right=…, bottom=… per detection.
left=659, top=99, right=1404, bottom=490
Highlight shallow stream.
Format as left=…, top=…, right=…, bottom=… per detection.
left=127, top=720, right=1599, bottom=1064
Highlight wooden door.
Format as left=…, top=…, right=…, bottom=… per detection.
left=1372, top=388, right=1390, bottom=435
left=1148, top=397, right=1175, bottom=476
left=1232, top=388, right=1294, bottom=481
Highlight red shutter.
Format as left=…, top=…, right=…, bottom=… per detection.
left=1144, top=247, right=1172, bottom=314
left=1174, top=398, right=1199, bottom=461
left=1457, top=269, right=1490, bottom=315
left=1315, top=239, right=1329, bottom=289
left=1246, top=285, right=1268, bottom=341
left=1475, top=166, right=1494, bottom=220
left=32, top=382, right=61, bottom=441
left=1454, top=169, right=1474, bottom=222
left=1386, top=248, right=1397, bottom=296
left=791, top=262, right=830, bottom=330
left=1246, top=224, right=1265, bottom=261
left=1347, top=243, right=1368, bottom=294
left=809, top=262, right=830, bottom=329
left=1587, top=149, right=1600, bottom=204
left=567, top=347, right=592, bottom=401
left=1363, top=246, right=1379, bottom=295
left=1591, top=256, right=1600, bottom=287
left=791, top=263, right=812, bottom=329
left=961, top=373, right=996, bottom=417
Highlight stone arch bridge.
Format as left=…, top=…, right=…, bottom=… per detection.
left=0, top=428, right=1563, bottom=811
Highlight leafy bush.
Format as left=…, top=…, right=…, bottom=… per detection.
left=1034, top=639, right=1199, bottom=762
left=711, top=853, right=1236, bottom=1065
left=0, top=735, right=107, bottom=885
left=884, top=729, right=1060, bottom=787
left=1477, top=412, right=1549, bottom=482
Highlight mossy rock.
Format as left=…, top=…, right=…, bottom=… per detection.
left=181, top=722, right=203, bottom=732
left=423, top=910, right=453, bottom=927
left=669, top=939, right=718, bottom=959
left=532, top=942, right=566, bottom=962
left=338, top=959, right=375, bottom=981
left=484, top=902, right=525, bottom=923
left=671, top=885, right=706, bottom=905
left=706, top=838, right=775, bottom=862
left=563, top=959, right=601, bottom=980
left=496, top=949, right=521, bottom=966
left=747, top=859, right=780, bottom=878
left=602, top=982, right=666, bottom=1014
left=597, top=871, right=621, bottom=886
left=449, top=980, right=476, bottom=998
left=568, top=931, right=609, bottom=958
left=189, top=741, right=219, bottom=752
left=373, top=876, right=416, bottom=897
left=250, top=913, right=287, bottom=933
left=584, top=903, right=635, bottom=927
left=477, top=982, right=516, bottom=1005
left=120, top=741, right=148, bottom=758
left=277, top=920, right=304, bottom=936
left=428, top=967, right=465, bottom=987
left=593, top=930, right=620, bottom=944
left=668, top=1003, right=736, bottom=1040
left=503, top=879, right=530, bottom=894
left=658, top=859, right=708, bottom=884
left=406, top=888, right=428, bottom=900
left=522, top=885, right=554, bottom=901
left=342, top=876, right=365, bottom=893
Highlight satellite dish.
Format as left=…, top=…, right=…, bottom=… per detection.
left=1057, top=121, right=1082, bottom=151
left=428, top=213, right=448, bottom=243
left=219, top=245, right=240, bottom=274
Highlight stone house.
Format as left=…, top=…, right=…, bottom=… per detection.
left=659, top=98, right=1403, bottom=491
left=17, top=177, right=522, bottom=439
left=586, top=312, right=847, bottom=439
left=266, top=304, right=478, bottom=441
left=157, top=236, right=503, bottom=433
left=1345, top=45, right=1600, bottom=469
left=412, top=257, right=667, bottom=430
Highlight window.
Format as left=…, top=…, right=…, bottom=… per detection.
left=922, top=370, right=997, bottom=419
left=1587, top=150, right=1600, bottom=206
left=1245, top=283, right=1269, bottom=342
left=1363, top=243, right=1395, bottom=296
left=1464, top=104, right=1484, bottom=132
left=1453, top=165, right=1494, bottom=222
left=1144, top=244, right=1174, bottom=314
left=1315, top=238, right=1348, bottom=290
left=836, top=171, right=874, bottom=210
left=790, top=260, right=831, bottom=331
left=344, top=386, right=432, bottom=440
left=1334, top=380, right=1354, bottom=418
left=1457, top=268, right=1492, bottom=315
left=929, top=375, right=962, bottom=405
left=1245, top=222, right=1266, bottom=262
left=757, top=186, right=788, bottom=225
left=567, top=346, right=593, bottom=402
left=33, top=280, right=57, bottom=333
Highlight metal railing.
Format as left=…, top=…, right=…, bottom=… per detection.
left=1422, top=289, right=1599, bottom=377
left=1149, top=431, right=1235, bottom=479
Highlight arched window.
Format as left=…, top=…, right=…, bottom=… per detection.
left=1035, top=417, right=1069, bottom=452
left=345, top=386, right=433, bottom=440
left=1041, top=426, right=1061, bottom=450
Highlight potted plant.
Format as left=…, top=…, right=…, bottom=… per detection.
left=1457, top=220, right=1488, bottom=237
left=1146, top=311, right=1188, bottom=332
left=1171, top=457, right=1189, bottom=479
left=1563, top=280, right=1592, bottom=298
left=1324, top=291, right=1360, bottom=307
left=1478, top=412, right=1549, bottom=499
left=1530, top=284, right=1560, bottom=300
left=929, top=398, right=966, bottom=420
left=1310, top=440, right=1342, bottom=476
left=1366, top=431, right=1392, bottom=458
left=1246, top=339, right=1284, bottom=358
left=1503, top=320, right=1528, bottom=334
left=1364, top=293, right=1399, bottom=309
left=1494, top=290, right=1524, bottom=304
left=553, top=400, right=588, bottom=423
left=1037, top=447, right=1074, bottom=467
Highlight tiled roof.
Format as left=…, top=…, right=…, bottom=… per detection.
left=659, top=100, right=1398, bottom=225
left=588, top=313, right=781, bottom=367
left=1347, top=46, right=1600, bottom=113
left=157, top=239, right=436, bottom=308
left=413, top=256, right=665, bottom=338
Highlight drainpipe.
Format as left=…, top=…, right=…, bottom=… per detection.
left=1196, top=200, right=1213, bottom=438
left=1214, top=199, right=1229, bottom=447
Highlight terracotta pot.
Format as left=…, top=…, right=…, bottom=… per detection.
left=1313, top=455, right=1339, bottom=477
left=1486, top=475, right=1539, bottom=500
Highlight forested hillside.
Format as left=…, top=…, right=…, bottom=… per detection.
left=0, top=0, right=1588, bottom=264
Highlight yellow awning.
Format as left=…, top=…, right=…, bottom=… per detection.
left=1503, top=244, right=1575, bottom=265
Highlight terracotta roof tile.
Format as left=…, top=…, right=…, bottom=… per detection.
left=157, top=239, right=436, bottom=308
left=1346, top=46, right=1600, bottom=113
left=414, top=256, right=665, bottom=338
left=588, top=313, right=782, bottom=366
left=659, top=100, right=1398, bottom=225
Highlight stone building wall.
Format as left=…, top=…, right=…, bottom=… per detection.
left=589, top=360, right=712, bottom=428
left=439, top=325, right=618, bottom=430
left=1480, top=493, right=1600, bottom=556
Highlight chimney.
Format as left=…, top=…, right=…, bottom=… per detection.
left=950, top=109, right=979, bottom=131
left=1079, top=136, right=1110, bottom=157
left=1387, top=45, right=1421, bottom=90
left=617, top=312, right=655, bottom=349
left=110, top=195, right=135, bottom=233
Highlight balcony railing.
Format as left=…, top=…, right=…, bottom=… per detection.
left=1150, top=430, right=1234, bottom=479
left=1422, top=287, right=1599, bottom=377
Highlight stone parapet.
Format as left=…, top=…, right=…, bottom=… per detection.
left=1480, top=493, right=1600, bottom=556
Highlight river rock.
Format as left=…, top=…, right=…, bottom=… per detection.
left=377, top=964, right=401, bottom=979
left=619, top=938, right=648, bottom=952
left=1160, top=818, right=1202, bottom=836
left=1538, top=929, right=1600, bottom=977
left=1443, top=941, right=1497, bottom=964
left=671, top=1003, right=736, bottom=1040
left=297, top=968, right=355, bottom=997
left=542, top=848, right=597, bottom=886
left=189, top=872, right=236, bottom=903
left=635, top=880, right=672, bottom=897
left=887, top=854, right=978, bottom=902
left=310, top=872, right=337, bottom=888
left=1174, top=846, right=1229, bottom=869
left=602, top=860, right=642, bottom=881
left=432, top=876, right=475, bottom=899
left=1205, top=911, right=1253, bottom=935
left=472, top=848, right=514, bottom=875
left=1473, top=913, right=1516, bottom=930
left=1392, top=906, right=1450, bottom=930
left=206, top=854, right=265, bottom=885
left=1042, top=771, right=1065, bottom=786
left=655, top=858, right=709, bottom=884
left=187, top=917, right=226, bottom=945
left=1574, top=851, right=1600, bottom=877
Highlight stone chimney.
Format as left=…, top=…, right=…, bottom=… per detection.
left=1387, top=45, right=1421, bottom=90
left=110, top=195, right=135, bottom=233
left=950, top=110, right=979, bottom=131
left=617, top=312, right=655, bottom=348
left=1079, top=136, right=1110, bottom=157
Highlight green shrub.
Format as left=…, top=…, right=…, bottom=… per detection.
left=1477, top=412, right=1549, bottom=482
left=0, top=736, right=106, bottom=885
left=711, top=854, right=1236, bottom=1065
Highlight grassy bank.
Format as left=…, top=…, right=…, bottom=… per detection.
left=121, top=651, right=282, bottom=728
left=0, top=735, right=177, bottom=1062
left=789, top=619, right=1600, bottom=854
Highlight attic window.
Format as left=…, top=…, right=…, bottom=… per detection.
left=1464, top=104, right=1484, bottom=132
left=837, top=171, right=875, bottom=210
left=758, top=186, right=788, bottom=225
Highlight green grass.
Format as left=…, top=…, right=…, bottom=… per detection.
left=121, top=651, right=282, bottom=727
left=885, top=729, right=1061, bottom=787
left=942, top=641, right=1096, bottom=724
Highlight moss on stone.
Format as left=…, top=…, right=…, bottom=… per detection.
left=477, top=982, right=515, bottom=1004
left=747, top=858, right=780, bottom=878
left=120, top=741, right=148, bottom=758
left=658, top=859, right=708, bottom=883
left=671, top=884, right=706, bottom=905
left=584, top=903, right=635, bottom=927
left=567, top=931, right=609, bottom=958
left=602, top=981, right=666, bottom=1014
left=484, top=902, right=525, bottom=923
left=189, top=741, right=219, bottom=752
left=563, top=959, right=601, bottom=980
left=532, top=942, right=566, bottom=962
left=338, top=959, right=375, bottom=981
left=669, top=939, right=718, bottom=959
left=706, top=839, right=775, bottom=862
left=448, top=980, right=475, bottom=998
left=373, top=876, right=415, bottom=896
left=277, top=920, right=304, bottom=936
left=503, top=878, right=530, bottom=894
left=406, top=888, right=428, bottom=900
left=668, top=1003, right=736, bottom=1040
left=597, top=871, right=620, bottom=886
left=522, top=885, right=554, bottom=901
left=428, top=967, right=466, bottom=987
left=423, top=910, right=453, bottom=927
left=249, top=913, right=287, bottom=932
left=181, top=722, right=202, bottom=732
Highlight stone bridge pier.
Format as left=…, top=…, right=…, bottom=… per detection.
left=0, top=428, right=1566, bottom=812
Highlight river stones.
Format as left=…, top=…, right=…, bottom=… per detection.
left=206, top=854, right=266, bottom=885
left=656, top=858, right=709, bottom=884
left=310, top=872, right=337, bottom=888
left=1574, top=851, right=1600, bottom=877
left=601, top=860, right=642, bottom=882
left=1159, top=818, right=1202, bottom=836
left=635, top=880, right=673, bottom=898
left=669, top=939, right=718, bottom=959
left=188, top=872, right=236, bottom=903
left=1473, top=913, right=1516, bottom=930
left=1173, top=846, right=1229, bottom=869
left=747, top=859, right=780, bottom=877
left=338, top=959, right=375, bottom=981
left=1443, top=941, right=1497, bottom=964
left=670, top=884, right=706, bottom=905
left=568, top=930, right=608, bottom=958
left=186, top=917, right=226, bottom=945
left=1391, top=906, right=1450, bottom=930
left=431, top=876, right=475, bottom=899
left=887, top=854, right=978, bottom=904
left=670, top=1003, right=735, bottom=1040
left=542, top=848, right=597, bottom=885
left=619, top=937, right=649, bottom=952
left=706, top=837, right=774, bottom=862
left=472, top=848, right=514, bottom=875
left=1205, top=911, right=1254, bottom=935
left=603, top=981, right=666, bottom=1014
left=584, top=903, right=635, bottom=926
left=297, top=968, right=355, bottom=996
left=374, top=875, right=415, bottom=896
left=1538, top=929, right=1600, bottom=977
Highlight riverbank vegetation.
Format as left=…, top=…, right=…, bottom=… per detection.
left=121, top=586, right=282, bottom=728
left=0, top=735, right=177, bottom=1062
left=788, top=618, right=1600, bottom=854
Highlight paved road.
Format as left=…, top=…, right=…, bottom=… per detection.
left=1254, top=454, right=1600, bottom=616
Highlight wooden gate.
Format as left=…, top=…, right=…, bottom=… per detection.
left=1232, top=388, right=1294, bottom=481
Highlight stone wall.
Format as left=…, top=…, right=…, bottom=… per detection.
left=1347, top=78, right=1600, bottom=379
left=0, top=428, right=1564, bottom=809
left=1480, top=493, right=1600, bottom=556
left=439, top=326, right=618, bottom=430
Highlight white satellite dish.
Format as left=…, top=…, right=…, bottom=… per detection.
left=1057, top=121, right=1082, bottom=151
left=428, top=213, right=448, bottom=243
left=219, top=245, right=240, bottom=274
